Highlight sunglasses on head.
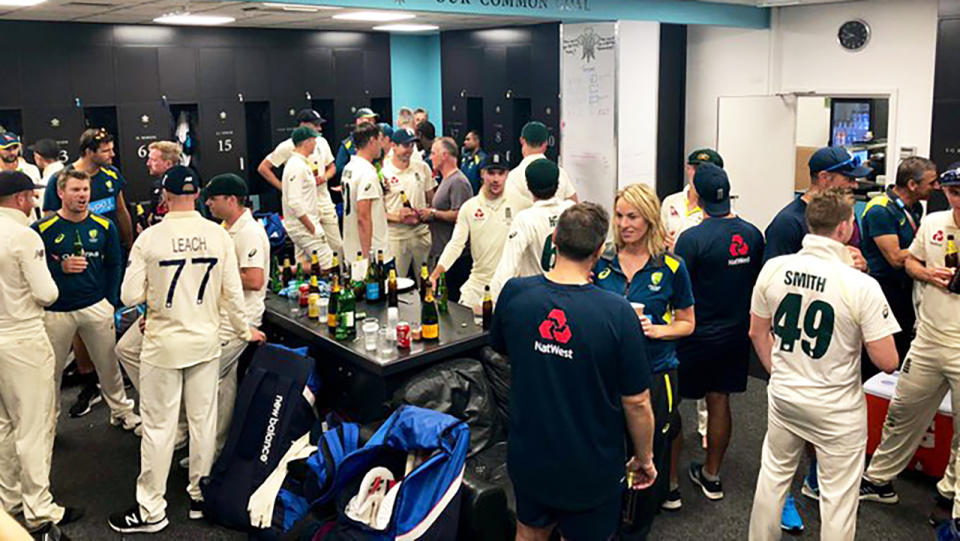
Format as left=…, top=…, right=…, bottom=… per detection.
left=824, top=155, right=862, bottom=173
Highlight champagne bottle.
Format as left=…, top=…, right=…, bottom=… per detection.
left=328, top=273, right=340, bottom=329
left=387, top=269, right=398, bottom=308
left=310, top=250, right=321, bottom=283
left=421, top=286, right=439, bottom=341
left=353, top=251, right=365, bottom=299
left=437, top=272, right=448, bottom=314
left=482, top=285, right=493, bottom=331
left=947, top=235, right=958, bottom=268
left=330, top=251, right=340, bottom=279
left=309, top=275, right=320, bottom=295
left=365, top=249, right=381, bottom=302
left=419, top=263, right=429, bottom=301
left=335, top=278, right=356, bottom=340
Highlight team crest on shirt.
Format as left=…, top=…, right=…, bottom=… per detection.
left=89, top=229, right=98, bottom=240
left=933, top=230, right=945, bottom=245
left=54, top=233, right=64, bottom=244
left=105, top=180, right=113, bottom=191
left=649, top=271, right=663, bottom=291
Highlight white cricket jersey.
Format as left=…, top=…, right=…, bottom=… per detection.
left=438, top=189, right=520, bottom=291
left=505, top=153, right=577, bottom=211
left=909, top=210, right=960, bottom=348
left=341, top=155, right=390, bottom=261
left=0, top=207, right=58, bottom=337
left=382, top=157, right=436, bottom=241
left=121, top=211, right=251, bottom=369
left=222, top=209, right=270, bottom=330
left=751, top=234, right=899, bottom=420
left=281, top=152, right=320, bottom=229
left=268, top=137, right=335, bottom=209
left=41, top=161, right=64, bottom=187
left=490, top=197, right=575, bottom=300
left=661, top=185, right=703, bottom=240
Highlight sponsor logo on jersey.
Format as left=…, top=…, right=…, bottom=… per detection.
left=670, top=207, right=679, bottom=217
left=248, top=248, right=258, bottom=258
left=597, top=268, right=611, bottom=280
left=535, top=308, right=574, bottom=359
left=389, top=176, right=400, bottom=186
left=728, top=234, right=751, bottom=265
left=509, top=231, right=518, bottom=239
left=883, top=305, right=890, bottom=318
left=474, top=208, right=485, bottom=220
left=933, top=230, right=945, bottom=244
left=260, top=394, right=284, bottom=463
left=35, top=249, right=44, bottom=259
left=54, top=233, right=65, bottom=244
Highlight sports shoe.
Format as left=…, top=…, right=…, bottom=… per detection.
left=189, top=499, right=204, bottom=520
left=936, top=517, right=960, bottom=541
left=110, top=412, right=142, bottom=433
left=68, top=383, right=101, bottom=418
left=30, top=522, right=70, bottom=541
left=688, top=462, right=723, bottom=500
left=108, top=504, right=168, bottom=534
left=661, top=488, right=682, bottom=511
left=56, top=506, right=84, bottom=527
left=780, top=494, right=804, bottom=533
left=179, top=456, right=190, bottom=470
left=929, top=493, right=953, bottom=527
left=801, top=476, right=820, bottom=501
left=859, top=477, right=899, bottom=504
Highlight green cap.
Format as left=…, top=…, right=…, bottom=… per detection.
left=292, top=126, right=319, bottom=145
left=520, top=121, right=550, bottom=145
left=687, top=148, right=724, bottom=168
left=525, top=158, right=559, bottom=195
left=204, top=173, right=248, bottom=198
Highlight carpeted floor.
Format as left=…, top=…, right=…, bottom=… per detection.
left=47, top=376, right=940, bottom=540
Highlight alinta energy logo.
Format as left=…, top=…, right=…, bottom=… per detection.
left=535, top=308, right=574, bottom=359
left=728, top=234, right=751, bottom=266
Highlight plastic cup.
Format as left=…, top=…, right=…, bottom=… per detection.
left=630, top=302, right=645, bottom=319
left=362, top=318, right=379, bottom=351
left=318, top=297, right=329, bottom=323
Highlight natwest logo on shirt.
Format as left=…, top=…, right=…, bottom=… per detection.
left=474, top=207, right=485, bottom=220
left=728, top=234, right=752, bottom=266
left=933, top=230, right=945, bottom=244
left=535, top=308, right=574, bottom=359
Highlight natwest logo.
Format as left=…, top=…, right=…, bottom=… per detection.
left=538, top=308, right=572, bottom=344
left=729, top=234, right=749, bottom=257
left=934, top=230, right=945, bottom=243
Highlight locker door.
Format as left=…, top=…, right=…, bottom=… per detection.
left=237, top=48, right=270, bottom=101
left=117, top=102, right=171, bottom=202
left=197, top=100, right=247, bottom=181
left=21, top=106, right=84, bottom=164
left=158, top=47, right=198, bottom=103
left=305, top=48, right=334, bottom=97
left=199, top=48, right=236, bottom=100
left=363, top=47, right=390, bottom=99
left=270, top=98, right=310, bottom=147
left=334, top=49, right=364, bottom=98
left=70, top=46, right=116, bottom=106
left=116, top=48, right=160, bottom=104
left=20, top=48, right=72, bottom=107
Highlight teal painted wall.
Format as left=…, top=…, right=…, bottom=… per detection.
left=390, top=33, right=443, bottom=131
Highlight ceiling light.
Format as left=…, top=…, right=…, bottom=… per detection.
left=261, top=3, right=340, bottom=12
left=0, top=0, right=47, bottom=6
left=153, top=12, right=235, bottom=26
left=373, top=24, right=439, bottom=33
left=334, top=11, right=416, bottom=22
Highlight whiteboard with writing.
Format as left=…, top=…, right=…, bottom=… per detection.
left=560, top=23, right=617, bottom=213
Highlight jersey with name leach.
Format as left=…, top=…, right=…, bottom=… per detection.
left=751, top=234, right=899, bottom=421
left=491, top=275, right=650, bottom=510
left=43, top=165, right=125, bottom=226
left=675, top=216, right=764, bottom=346
left=33, top=213, right=122, bottom=312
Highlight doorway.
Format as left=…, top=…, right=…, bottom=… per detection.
left=244, top=101, right=274, bottom=212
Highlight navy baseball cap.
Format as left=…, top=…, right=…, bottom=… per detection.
left=161, top=165, right=200, bottom=195
left=481, top=152, right=509, bottom=171
left=391, top=127, right=417, bottom=145
left=295, top=109, right=324, bottom=125
left=940, top=162, right=960, bottom=186
left=0, top=170, right=42, bottom=196
left=378, top=123, right=394, bottom=139
left=0, top=132, right=20, bottom=149
left=809, top=147, right=872, bottom=178
left=694, top=163, right=731, bottom=217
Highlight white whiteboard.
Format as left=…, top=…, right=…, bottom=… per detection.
left=717, top=95, right=797, bottom=231
left=560, top=23, right=617, bottom=213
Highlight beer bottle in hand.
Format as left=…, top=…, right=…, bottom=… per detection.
left=482, top=286, right=493, bottom=331
left=336, top=278, right=356, bottom=340
left=947, top=235, right=958, bottom=268
left=387, top=269, right=398, bottom=308
left=73, top=230, right=85, bottom=257
left=421, top=286, right=439, bottom=341
left=328, top=274, right=340, bottom=329
left=365, top=249, right=381, bottom=302
left=401, top=190, right=413, bottom=209
left=419, top=263, right=429, bottom=301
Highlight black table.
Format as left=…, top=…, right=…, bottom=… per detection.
left=263, top=290, right=489, bottom=421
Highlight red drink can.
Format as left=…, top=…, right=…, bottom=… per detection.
left=396, top=321, right=411, bottom=349
left=298, top=284, right=310, bottom=307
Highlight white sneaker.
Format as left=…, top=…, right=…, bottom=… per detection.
left=111, top=412, right=142, bottom=432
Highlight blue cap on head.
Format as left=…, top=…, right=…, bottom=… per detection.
left=0, top=132, right=20, bottom=149
left=693, top=163, right=731, bottom=217
left=391, top=127, right=417, bottom=145
left=809, top=146, right=872, bottom=178
left=941, top=162, right=960, bottom=186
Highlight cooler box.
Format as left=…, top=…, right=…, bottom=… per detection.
left=865, top=371, right=953, bottom=478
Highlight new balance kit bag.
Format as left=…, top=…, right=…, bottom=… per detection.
left=200, top=343, right=320, bottom=531
left=316, top=405, right=470, bottom=541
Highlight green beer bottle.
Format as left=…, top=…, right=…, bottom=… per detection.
left=73, top=230, right=85, bottom=257
left=437, top=272, right=448, bottom=314
left=335, top=278, right=356, bottom=341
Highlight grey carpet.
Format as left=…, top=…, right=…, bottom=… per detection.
left=47, top=378, right=939, bottom=540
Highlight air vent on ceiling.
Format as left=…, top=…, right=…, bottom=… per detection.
left=64, top=1, right=118, bottom=7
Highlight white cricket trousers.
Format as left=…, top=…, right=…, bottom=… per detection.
left=43, top=299, right=135, bottom=420
left=319, top=205, right=342, bottom=257
left=286, top=219, right=334, bottom=268
left=116, top=318, right=247, bottom=452
left=389, top=230, right=431, bottom=279
left=137, top=358, right=219, bottom=521
left=749, top=395, right=865, bottom=541
left=864, top=335, right=960, bottom=515
left=0, top=331, right=64, bottom=530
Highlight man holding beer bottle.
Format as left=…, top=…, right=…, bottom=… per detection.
left=861, top=164, right=960, bottom=532
left=382, top=127, right=435, bottom=279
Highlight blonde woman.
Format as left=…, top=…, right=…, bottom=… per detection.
left=593, top=183, right=695, bottom=535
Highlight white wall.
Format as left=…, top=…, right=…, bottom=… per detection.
left=686, top=0, right=938, bottom=177
left=795, top=96, right=831, bottom=147
left=616, top=20, right=661, bottom=189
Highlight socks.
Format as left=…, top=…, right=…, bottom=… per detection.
left=702, top=468, right=720, bottom=482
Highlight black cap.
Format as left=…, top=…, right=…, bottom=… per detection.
left=941, top=162, right=960, bottom=186
left=204, top=173, right=248, bottom=198
left=693, top=163, right=731, bottom=217
left=525, top=158, right=559, bottom=193
left=481, top=152, right=509, bottom=171
left=27, top=138, right=58, bottom=160
left=295, top=109, right=324, bottom=125
left=0, top=170, right=42, bottom=196
left=161, top=165, right=200, bottom=195
left=809, top=146, right=872, bottom=178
